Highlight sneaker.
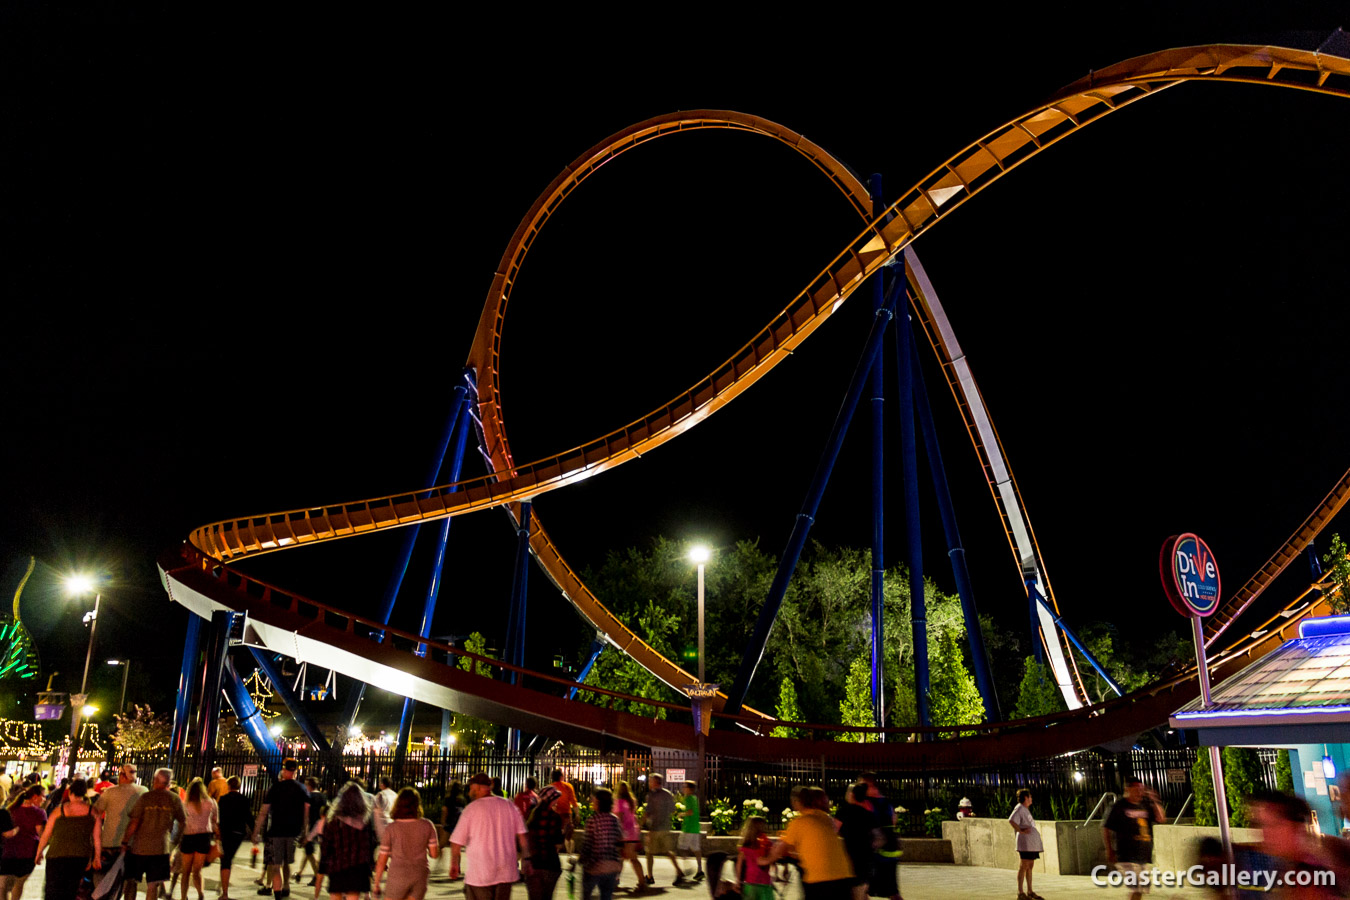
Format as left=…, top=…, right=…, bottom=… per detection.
left=276, top=892, right=290, bottom=900
left=673, top=874, right=687, bottom=886
left=645, top=876, right=655, bottom=886
left=256, top=891, right=272, bottom=897
left=693, top=872, right=704, bottom=882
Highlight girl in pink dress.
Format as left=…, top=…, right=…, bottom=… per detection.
left=613, top=782, right=646, bottom=892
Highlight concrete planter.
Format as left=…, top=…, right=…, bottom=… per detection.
left=943, top=818, right=1264, bottom=876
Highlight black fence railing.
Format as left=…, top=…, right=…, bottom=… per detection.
left=110, top=744, right=1277, bottom=834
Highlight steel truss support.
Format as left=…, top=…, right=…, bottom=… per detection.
left=567, top=636, right=606, bottom=701
left=195, top=610, right=234, bottom=763
left=868, top=173, right=886, bottom=732
left=895, top=291, right=930, bottom=729
left=907, top=326, right=1001, bottom=722
left=1027, top=583, right=1123, bottom=698
left=342, top=377, right=473, bottom=734
left=504, top=501, right=533, bottom=752
left=249, top=649, right=331, bottom=752
left=170, top=613, right=203, bottom=755
left=725, top=271, right=904, bottom=715
left=222, top=657, right=280, bottom=776
left=395, top=384, right=474, bottom=770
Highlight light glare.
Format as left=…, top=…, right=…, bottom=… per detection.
left=689, top=545, right=710, bottom=564
left=64, top=575, right=96, bottom=595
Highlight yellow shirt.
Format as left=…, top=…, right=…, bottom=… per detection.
left=783, top=810, right=854, bottom=883
left=207, top=778, right=229, bottom=800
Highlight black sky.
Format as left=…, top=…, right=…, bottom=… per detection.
left=3, top=6, right=1349, bottom=725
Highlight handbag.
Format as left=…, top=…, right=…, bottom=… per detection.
left=207, top=840, right=222, bottom=864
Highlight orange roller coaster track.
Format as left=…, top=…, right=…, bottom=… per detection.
left=174, top=43, right=1350, bottom=736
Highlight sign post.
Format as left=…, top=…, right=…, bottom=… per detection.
left=1161, top=533, right=1230, bottom=860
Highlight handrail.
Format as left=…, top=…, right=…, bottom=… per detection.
left=1083, top=792, right=1118, bottom=828
left=1175, top=793, right=1194, bottom=823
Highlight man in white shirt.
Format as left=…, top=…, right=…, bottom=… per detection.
left=449, top=772, right=529, bottom=900
left=372, top=777, right=397, bottom=843
left=93, top=764, right=148, bottom=889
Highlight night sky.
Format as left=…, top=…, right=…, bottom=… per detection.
left=3, top=6, right=1349, bottom=730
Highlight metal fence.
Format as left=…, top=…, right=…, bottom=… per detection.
left=111, top=744, right=1280, bottom=833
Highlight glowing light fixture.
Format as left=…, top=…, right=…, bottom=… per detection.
left=270, top=725, right=283, bottom=737
left=1324, top=745, right=1336, bottom=780
left=81, top=705, right=97, bottom=717
left=689, top=545, right=710, bottom=564
left=348, top=726, right=361, bottom=737
left=1073, top=771, right=1083, bottom=782
left=64, top=575, right=96, bottom=595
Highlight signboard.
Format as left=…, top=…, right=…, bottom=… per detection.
left=242, top=764, right=259, bottom=778
left=666, top=768, right=686, bottom=785
left=1166, top=768, right=1187, bottom=784
left=684, top=683, right=719, bottom=737
left=1160, top=533, right=1222, bottom=618
left=34, top=704, right=64, bottom=721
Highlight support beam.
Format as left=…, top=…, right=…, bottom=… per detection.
left=170, top=613, right=203, bottom=756
left=725, top=272, right=903, bottom=715
left=567, top=637, right=606, bottom=701
left=868, top=172, right=886, bottom=732
left=249, top=649, right=331, bottom=752
left=504, top=501, right=533, bottom=752
left=1028, top=584, right=1123, bottom=698
left=223, top=657, right=280, bottom=776
left=896, top=295, right=930, bottom=729
left=908, top=327, right=1000, bottom=722
left=342, top=380, right=471, bottom=733
left=195, top=610, right=234, bottom=763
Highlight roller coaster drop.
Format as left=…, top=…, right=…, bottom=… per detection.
left=160, top=41, right=1350, bottom=766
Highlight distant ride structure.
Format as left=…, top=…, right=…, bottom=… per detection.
left=161, top=41, right=1350, bottom=763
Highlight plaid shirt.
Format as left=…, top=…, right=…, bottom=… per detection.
left=527, top=788, right=564, bottom=866
left=579, top=812, right=621, bottom=871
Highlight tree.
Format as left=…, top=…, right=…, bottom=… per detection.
left=838, top=655, right=878, bottom=742
left=1192, top=749, right=1219, bottom=826
left=452, top=632, right=500, bottom=749
left=770, top=677, right=808, bottom=739
left=1011, top=656, right=1066, bottom=720
left=1222, top=747, right=1263, bottom=828
left=1323, top=534, right=1350, bottom=613
left=1276, top=750, right=1294, bottom=793
left=111, top=704, right=170, bottom=752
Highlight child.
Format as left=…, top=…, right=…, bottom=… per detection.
left=677, top=782, right=704, bottom=882
left=736, top=817, right=773, bottom=900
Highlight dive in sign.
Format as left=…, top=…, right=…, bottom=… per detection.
left=1160, top=533, right=1221, bottom=617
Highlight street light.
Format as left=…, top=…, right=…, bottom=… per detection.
left=63, top=575, right=102, bottom=741
left=688, top=546, right=709, bottom=685
left=107, top=660, right=131, bottom=714
left=81, top=705, right=98, bottom=718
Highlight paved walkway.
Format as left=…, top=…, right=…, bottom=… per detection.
left=21, top=855, right=1217, bottom=900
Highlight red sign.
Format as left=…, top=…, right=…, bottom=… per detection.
left=1160, top=533, right=1222, bottom=617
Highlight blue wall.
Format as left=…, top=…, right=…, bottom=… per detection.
left=1289, top=743, right=1349, bottom=836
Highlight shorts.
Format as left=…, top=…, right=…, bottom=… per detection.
left=743, top=884, right=775, bottom=900
left=677, top=832, right=702, bottom=852
left=1019, top=851, right=1041, bottom=860
left=181, top=833, right=213, bottom=855
left=1115, top=862, right=1152, bottom=893
left=0, top=857, right=34, bottom=878
left=465, top=884, right=512, bottom=900
left=264, top=836, right=297, bottom=867
left=126, top=853, right=172, bottom=883
left=646, top=831, right=674, bottom=854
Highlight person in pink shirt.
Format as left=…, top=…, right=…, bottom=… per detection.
left=612, top=782, right=646, bottom=893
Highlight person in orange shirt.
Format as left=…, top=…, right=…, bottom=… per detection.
left=548, top=769, right=578, bottom=852
left=762, top=787, right=853, bottom=900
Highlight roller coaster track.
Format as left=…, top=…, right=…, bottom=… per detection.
left=168, top=43, right=1350, bottom=747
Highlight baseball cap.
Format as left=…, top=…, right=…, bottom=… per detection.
left=468, top=772, right=493, bottom=786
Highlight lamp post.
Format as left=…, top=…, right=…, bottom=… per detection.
left=64, top=576, right=102, bottom=742
left=107, top=659, right=131, bottom=714
left=688, top=545, right=710, bottom=799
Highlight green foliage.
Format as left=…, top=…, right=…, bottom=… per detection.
left=1011, top=656, right=1066, bottom=720
left=1048, top=794, right=1084, bottom=821
left=1323, top=534, right=1350, bottom=614
left=770, top=678, right=809, bottom=739
left=922, top=807, right=947, bottom=837
left=1192, top=749, right=1219, bottom=826
left=708, top=797, right=738, bottom=835
left=453, top=633, right=499, bottom=749
left=838, top=655, right=878, bottom=742
left=1276, top=750, right=1294, bottom=793
left=1222, top=747, right=1263, bottom=828
left=112, top=704, right=170, bottom=752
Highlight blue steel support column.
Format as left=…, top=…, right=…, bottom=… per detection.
left=223, top=658, right=280, bottom=776
left=170, top=613, right=204, bottom=756
left=195, top=611, right=235, bottom=762
left=567, top=637, right=606, bottom=701
left=395, top=405, right=474, bottom=769
left=342, top=381, right=471, bottom=733
left=248, top=649, right=332, bottom=753
left=504, top=501, right=533, bottom=752
left=1028, top=583, right=1045, bottom=665
left=896, top=296, right=930, bottom=730
left=1027, top=584, right=1123, bottom=697
left=908, top=328, right=1001, bottom=722
left=725, top=274, right=904, bottom=715
left=868, top=173, right=886, bottom=733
